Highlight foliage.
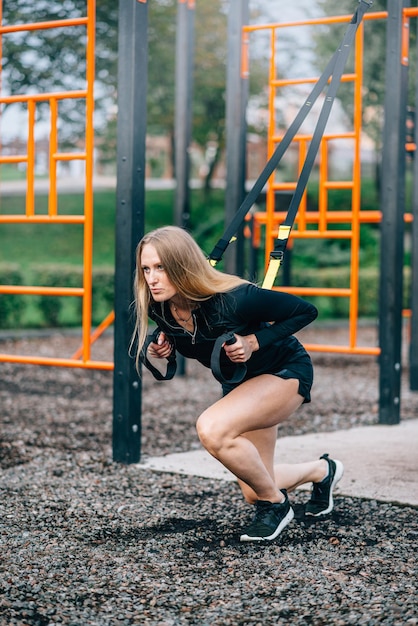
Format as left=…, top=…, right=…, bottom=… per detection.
left=313, top=0, right=417, bottom=153
left=0, top=265, right=25, bottom=328
left=2, top=0, right=270, bottom=189
left=2, top=0, right=118, bottom=143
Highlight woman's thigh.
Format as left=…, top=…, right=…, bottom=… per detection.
left=198, top=374, right=303, bottom=439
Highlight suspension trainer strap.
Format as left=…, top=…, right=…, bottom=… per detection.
left=210, top=332, right=247, bottom=384
left=262, top=0, right=371, bottom=289
left=208, top=0, right=372, bottom=269
left=141, top=329, right=177, bottom=381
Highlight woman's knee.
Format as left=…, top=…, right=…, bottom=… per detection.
left=196, top=410, right=226, bottom=456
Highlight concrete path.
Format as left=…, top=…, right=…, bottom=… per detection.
left=140, top=419, right=418, bottom=507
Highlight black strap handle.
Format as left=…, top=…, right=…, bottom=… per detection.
left=141, top=330, right=177, bottom=381
left=210, top=332, right=247, bottom=384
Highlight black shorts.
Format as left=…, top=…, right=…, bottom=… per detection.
left=221, top=351, right=314, bottom=404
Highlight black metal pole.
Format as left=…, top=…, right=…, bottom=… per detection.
left=410, top=20, right=418, bottom=391
left=112, top=0, right=148, bottom=463
left=224, top=0, right=249, bottom=276
left=174, top=0, right=195, bottom=377
left=378, top=0, right=409, bottom=424
left=174, top=0, right=195, bottom=230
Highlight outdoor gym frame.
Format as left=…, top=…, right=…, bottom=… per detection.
left=0, top=1, right=416, bottom=464
left=112, top=0, right=417, bottom=462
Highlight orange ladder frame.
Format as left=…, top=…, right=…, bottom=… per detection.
left=0, top=0, right=113, bottom=370
left=243, top=9, right=415, bottom=356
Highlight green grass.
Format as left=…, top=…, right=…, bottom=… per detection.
left=0, top=188, right=227, bottom=271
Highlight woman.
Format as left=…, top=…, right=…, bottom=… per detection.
left=132, top=226, right=344, bottom=542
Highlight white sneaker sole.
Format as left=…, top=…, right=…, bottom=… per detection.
left=240, top=507, right=295, bottom=542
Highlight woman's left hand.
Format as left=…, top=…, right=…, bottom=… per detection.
left=223, top=334, right=259, bottom=363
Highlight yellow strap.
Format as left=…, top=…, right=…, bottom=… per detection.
left=262, top=258, right=282, bottom=289
left=262, top=225, right=291, bottom=289
left=277, top=224, right=291, bottom=241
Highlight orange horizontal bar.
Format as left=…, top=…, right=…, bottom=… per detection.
left=243, top=11, right=388, bottom=33
left=405, top=7, right=418, bottom=17
left=274, top=286, right=351, bottom=297
left=53, top=152, right=86, bottom=161
left=0, top=354, right=113, bottom=370
left=0, top=285, right=83, bottom=296
left=272, top=131, right=355, bottom=143
left=0, top=155, right=28, bottom=163
left=304, top=343, right=380, bottom=356
left=259, top=211, right=413, bottom=225
left=324, top=181, right=354, bottom=190
left=276, top=231, right=352, bottom=239
left=0, top=216, right=85, bottom=224
left=255, top=210, right=382, bottom=224
left=273, top=73, right=356, bottom=88
left=0, top=90, right=87, bottom=105
left=0, top=17, right=88, bottom=35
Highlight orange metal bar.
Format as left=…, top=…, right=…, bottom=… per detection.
left=253, top=210, right=384, bottom=224
left=0, top=216, right=85, bottom=224
left=80, top=0, right=96, bottom=364
left=0, top=0, right=111, bottom=370
left=53, top=152, right=87, bottom=161
left=72, top=310, right=115, bottom=360
left=348, top=22, right=364, bottom=349
left=304, top=344, right=380, bottom=356
left=49, top=97, right=58, bottom=216
left=242, top=11, right=388, bottom=34
left=273, top=74, right=356, bottom=88
left=274, top=286, right=351, bottom=297
left=0, top=91, right=87, bottom=105
left=0, top=17, right=88, bottom=35
left=245, top=9, right=393, bottom=357
left=0, top=353, right=113, bottom=370
left=241, top=30, right=249, bottom=79
left=0, top=286, right=84, bottom=296
left=26, top=99, right=36, bottom=216
left=401, top=13, right=410, bottom=66
left=319, top=138, right=328, bottom=233
left=0, top=155, right=28, bottom=163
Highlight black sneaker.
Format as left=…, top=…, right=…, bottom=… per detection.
left=240, top=490, right=294, bottom=542
left=305, top=453, right=344, bottom=517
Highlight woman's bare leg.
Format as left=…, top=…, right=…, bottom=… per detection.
left=196, top=375, right=309, bottom=503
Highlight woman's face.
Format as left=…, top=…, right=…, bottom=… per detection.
left=140, top=243, right=177, bottom=302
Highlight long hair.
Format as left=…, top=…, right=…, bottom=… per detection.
left=132, top=226, right=247, bottom=366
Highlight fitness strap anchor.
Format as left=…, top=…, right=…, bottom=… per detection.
left=208, top=0, right=372, bottom=289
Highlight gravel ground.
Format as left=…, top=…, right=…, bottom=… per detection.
left=0, top=326, right=417, bottom=625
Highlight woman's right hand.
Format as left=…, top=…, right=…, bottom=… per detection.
left=147, top=332, right=173, bottom=359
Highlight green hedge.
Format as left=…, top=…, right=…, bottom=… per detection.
left=0, top=264, right=114, bottom=329
left=0, top=264, right=26, bottom=328
left=291, top=265, right=411, bottom=319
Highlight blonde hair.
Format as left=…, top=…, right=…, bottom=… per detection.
left=132, top=226, right=247, bottom=366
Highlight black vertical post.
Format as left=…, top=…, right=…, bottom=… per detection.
left=224, top=0, right=249, bottom=276
left=174, top=0, right=195, bottom=377
left=174, top=0, right=195, bottom=230
left=112, top=0, right=148, bottom=463
left=410, top=19, right=418, bottom=391
left=378, top=0, right=409, bottom=424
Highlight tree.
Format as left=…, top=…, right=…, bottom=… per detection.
left=1, top=0, right=118, bottom=142
left=313, top=1, right=416, bottom=162
left=1, top=0, right=268, bottom=184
